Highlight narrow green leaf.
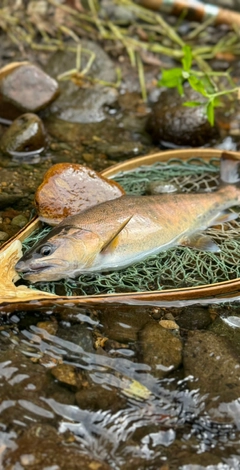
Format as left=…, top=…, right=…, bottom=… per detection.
left=206, top=100, right=215, bottom=126
left=181, top=45, right=192, bottom=72
left=183, top=101, right=203, bottom=107
left=177, top=80, right=184, bottom=96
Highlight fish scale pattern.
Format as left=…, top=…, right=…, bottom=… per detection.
left=22, top=158, right=240, bottom=296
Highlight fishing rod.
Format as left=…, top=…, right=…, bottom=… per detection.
left=138, top=0, right=240, bottom=27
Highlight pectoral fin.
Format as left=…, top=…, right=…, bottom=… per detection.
left=208, top=210, right=238, bottom=226
left=101, top=216, right=132, bottom=253
left=179, top=233, right=220, bottom=252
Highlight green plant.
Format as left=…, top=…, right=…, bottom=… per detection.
left=158, top=45, right=240, bottom=125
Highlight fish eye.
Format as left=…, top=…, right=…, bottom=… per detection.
left=38, top=245, right=54, bottom=256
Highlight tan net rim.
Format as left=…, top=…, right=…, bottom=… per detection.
left=1, top=147, right=240, bottom=309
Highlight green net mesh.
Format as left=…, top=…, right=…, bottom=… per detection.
left=21, top=157, right=240, bottom=296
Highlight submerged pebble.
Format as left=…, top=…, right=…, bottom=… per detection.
left=75, top=385, right=127, bottom=413
left=209, top=315, right=240, bottom=356
left=3, top=423, right=111, bottom=470
left=11, top=214, right=28, bottom=228
left=0, top=113, right=47, bottom=157
left=0, top=230, right=8, bottom=241
left=175, top=306, right=212, bottom=330
left=138, top=321, right=183, bottom=378
left=183, top=329, right=240, bottom=421
left=51, top=364, right=78, bottom=387
left=0, top=61, right=59, bottom=120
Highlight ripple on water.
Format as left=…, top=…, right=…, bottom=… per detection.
left=0, top=304, right=240, bottom=469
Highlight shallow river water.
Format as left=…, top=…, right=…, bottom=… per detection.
left=1, top=299, right=240, bottom=469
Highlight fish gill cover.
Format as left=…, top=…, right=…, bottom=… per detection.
left=21, top=157, right=240, bottom=296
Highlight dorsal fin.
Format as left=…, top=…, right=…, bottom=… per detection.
left=101, top=216, right=132, bottom=253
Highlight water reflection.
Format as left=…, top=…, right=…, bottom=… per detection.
left=0, top=304, right=240, bottom=468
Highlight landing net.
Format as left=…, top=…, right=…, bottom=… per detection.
left=21, top=157, right=240, bottom=296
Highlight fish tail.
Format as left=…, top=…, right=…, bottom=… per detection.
left=220, top=151, right=240, bottom=185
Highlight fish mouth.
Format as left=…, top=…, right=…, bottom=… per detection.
left=16, top=264, right=55, bottom=280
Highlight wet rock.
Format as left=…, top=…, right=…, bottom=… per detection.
left=101, top=339, right=135, bottom=358
left=46, top=40, right=118, bottom=123
left=99, top=0, right=136, bottom=23
left=0, top=113, right=47, bottom=157
left=175, top=306, right=212, bottom=330
left=11, top=214, right=28, bottom=228
left=0, top=193, right=25, bottom=209
left=36, top=320, right=58, bottom=336
left=0, top=348, right=52, bottom=429
left=51, top=364, right=78, bottom=387
left=0, top=230, right=8, bottom=241
left=183, top=330, right=240, bottom=412
left=163, top=438, right=228, bottom=469
left=209, top=315, right=240, bottom=355
left=0, top=62, right=59, bottom=120
left=138, top=321, right=183, bottom=378
left=98, top=305, right=150, bottom=344
left=0, top=222, right=19, bottom=239
left=97, top=141, right=144, bottom=160
left=75, top=384, right=127, bottom=412
left=35, top=162, right=125, bottom=225
left=57, top=323, right=95, bottom=354
left=146, top=86, right=219, bottom=147
left=159, top=319, right=179, bottom=330
left=146, top=180, right=180, bottom=195
left=3, top=423, right=111, bottom=470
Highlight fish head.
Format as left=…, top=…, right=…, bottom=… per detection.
left=15, top=224, right=102, bottom=282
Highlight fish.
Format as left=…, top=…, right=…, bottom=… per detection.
left=15, top=152, right=240, bottom=283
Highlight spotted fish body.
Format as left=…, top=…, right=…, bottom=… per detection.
left=15, top=153, right=240, bottom=283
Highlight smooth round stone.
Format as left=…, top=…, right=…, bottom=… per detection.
left=11, top=215, right=28, bottom=227
left=139, top=321, right=183, bottom=378
left=35, top=163, right=125, bottom=225
left=0, top=61, right=59, bottom=120
left=176, top=306, right=212, bottom=330
left=0, top=113, right=47, bottom=156
left=146, top=180, right=180, bottom=195
left=51, top=364, right=77, bottom=386
left=146, top=86, right=219, bottom=147
left=0, top=231, right=9, bottom=241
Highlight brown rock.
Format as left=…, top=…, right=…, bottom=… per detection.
left=183, top=330, right=240, bottom=421
left=159, top=319, right=179, bottom=330
left=146, top=85, right=219, bottom=147
left=37, top=320, right=58, bottom=336
left=0, top=61, right=59, bottom=120
left=3, top=424, right=111, bottom=470
left=139, top=321, right=183, bottom=378
left=35, top=163, right=125, bottom=225
left=75, top=384, right=127, bottom=412
left=0, top=113, right=47, bottom=156
left=175, top=306, right=212, bottom=330
left=51, top=364, right=78, bottom=387
left=98, top=304, right=150, bottom=343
